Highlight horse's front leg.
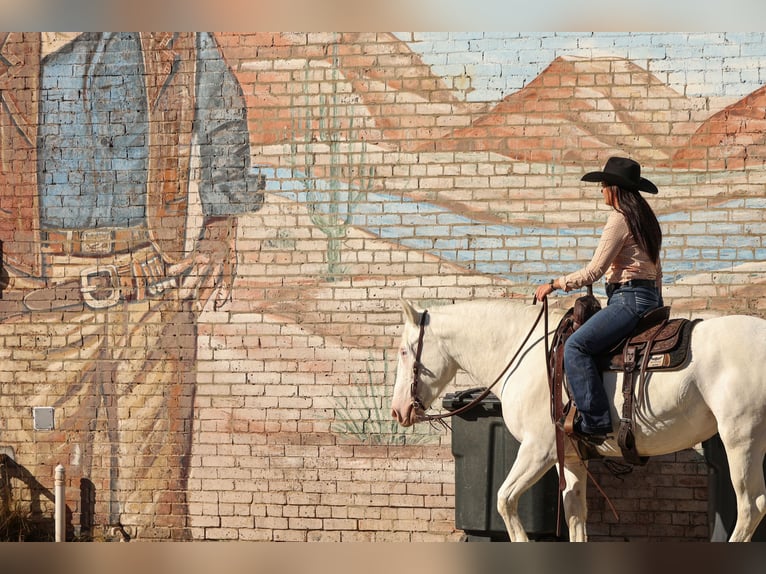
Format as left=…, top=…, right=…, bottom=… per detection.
left=561, top=455, right=589, bottom=542
left=496, top=442, right=555, bottom=542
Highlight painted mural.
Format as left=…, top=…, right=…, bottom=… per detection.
left=0, top=31, right=764, bottom=541
left=229, top=32, right=766, bottom=310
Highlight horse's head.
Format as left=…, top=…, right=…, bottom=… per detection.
left=391, top=299, right=458, bottom=427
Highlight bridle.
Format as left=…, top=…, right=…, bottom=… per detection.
left=409, top=298, right=548, bottom=423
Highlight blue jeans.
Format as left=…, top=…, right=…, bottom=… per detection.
left=563, top=285, right=662, bottom=433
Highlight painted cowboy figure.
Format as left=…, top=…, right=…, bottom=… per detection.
left=0, top=33, right=264, bottom=539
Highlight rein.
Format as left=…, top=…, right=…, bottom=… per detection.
left=410, top=300, right=547, bottom=423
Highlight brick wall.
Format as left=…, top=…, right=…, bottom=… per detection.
left=1, top=31, right=765, bottom=541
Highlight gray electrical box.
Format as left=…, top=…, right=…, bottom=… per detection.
left=33, top=407, right=55, bottom=431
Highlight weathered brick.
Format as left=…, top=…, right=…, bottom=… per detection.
left=5, top=31, right=766, bottom=545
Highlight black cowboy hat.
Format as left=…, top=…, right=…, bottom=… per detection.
left=581, top=156, right=658, bottom=194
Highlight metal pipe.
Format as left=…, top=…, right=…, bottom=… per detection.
left=54, top=464, right=65, bottom=542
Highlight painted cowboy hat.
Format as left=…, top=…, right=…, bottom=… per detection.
left=581, top=156, right=658, bottom=194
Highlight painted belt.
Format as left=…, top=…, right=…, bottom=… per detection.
left=23, top=254, right=178, bottom=312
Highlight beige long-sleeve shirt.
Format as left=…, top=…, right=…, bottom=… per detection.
left=558, top=210, right=662, bottom=292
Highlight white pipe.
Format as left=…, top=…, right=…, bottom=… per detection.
left=54, top=464, right=65, bottom=542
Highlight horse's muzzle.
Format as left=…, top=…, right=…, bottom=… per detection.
left=391, top=403, right=423, bottom=427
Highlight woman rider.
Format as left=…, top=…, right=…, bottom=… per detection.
left=534, top=156, right=664, bottom=443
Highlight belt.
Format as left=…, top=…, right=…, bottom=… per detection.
left=23, top=253, right=179, bottom=312
left=608, top=279, right=656, bottom=290
left=41, top=226, right=153, bottom=257
left=606, top=279, right=657, bottom=297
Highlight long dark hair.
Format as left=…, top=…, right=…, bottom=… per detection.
left=612, top=186, right=662, bottom=263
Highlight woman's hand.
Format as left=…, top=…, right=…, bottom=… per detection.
left=534, top=280, right=556, bottom=302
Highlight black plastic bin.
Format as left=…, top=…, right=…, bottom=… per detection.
left=702, top=433, right=766, bottom=541
left=442, top=388, right=566, bottom=541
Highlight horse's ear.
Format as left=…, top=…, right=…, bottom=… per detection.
left=400, top=298, right=422, bottom=326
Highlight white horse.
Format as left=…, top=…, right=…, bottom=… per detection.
left=390, top=298, right=766, bottom=542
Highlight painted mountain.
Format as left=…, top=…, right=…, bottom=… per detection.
left=673, top=84, right=766, bottom=170
left=220, top=34, right=766, bottom=172
left=217, top=32, right=484, bottom=151
left=418, top=56, right=705, bottom=166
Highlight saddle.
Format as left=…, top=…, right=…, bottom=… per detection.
left=549, top=298, right=701, bottom=465
left=598, top=307, right=697, bottom=373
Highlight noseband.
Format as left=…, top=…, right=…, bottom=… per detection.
left=409, top=299, right=548, bottom=423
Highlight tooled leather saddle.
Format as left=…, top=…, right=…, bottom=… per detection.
left=549, top=296, right=701, bottom=465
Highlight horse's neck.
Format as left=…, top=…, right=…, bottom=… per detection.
left=437, top=301, right=552, bottom=385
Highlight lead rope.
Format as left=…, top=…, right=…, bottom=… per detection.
left=540, top=293, right=620, bottom=530
left=540, top=294, right=567, bottom=536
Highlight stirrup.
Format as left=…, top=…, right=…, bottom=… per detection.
left=556, top=403, right=577, bottom=434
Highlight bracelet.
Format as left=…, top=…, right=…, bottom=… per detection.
left=549, top=279, right=555, bottom=289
